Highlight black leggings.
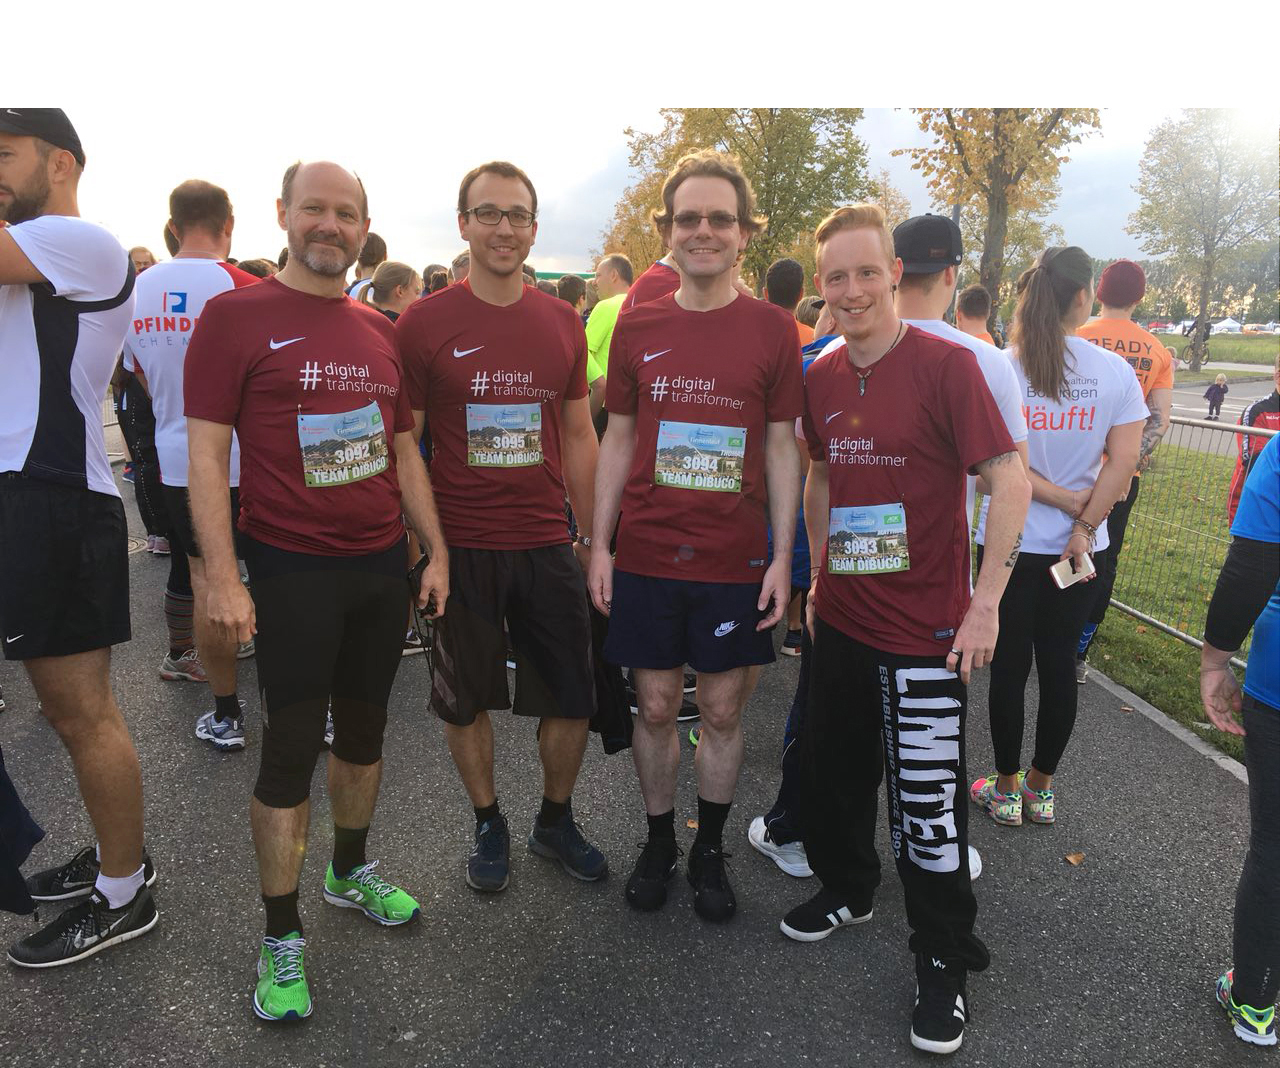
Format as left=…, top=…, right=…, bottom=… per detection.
left=244, top=536, right=408, bottom=809
left=114, top=374, right=170, bottom=538
left=1235, top=695, right=1280, bottom=1008
left=983, top=548, right=1108, bottom=777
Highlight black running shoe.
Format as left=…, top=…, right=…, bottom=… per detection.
left=26, top=845, right=157, bottom=903
left=779, top=889, right=873, bottom=942
left=528, top=805, right=608, bottom=881
left=467, top=815, right=510, bottom=892
left=687, top=843, right=736, bottom=922
left=910, top=953, right=969, bottom=1055
left=625, top=838, right=679, bottom=911
left=8, top=885, right=158, bottom=968
left=675, top=694, right=700, bottom=723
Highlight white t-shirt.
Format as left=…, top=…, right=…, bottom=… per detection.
left=123, top=258, right=255, bottom=486
left=901, top=319, right=1028, bottom=533
left=0, top=215, right=135, bottom=497
left=977, top=336, right=1148, bottom=555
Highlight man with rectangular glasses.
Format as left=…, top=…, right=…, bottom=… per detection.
left=589, top=149, right=803, bottom=922
left=398, top=160, right=606, bottom=895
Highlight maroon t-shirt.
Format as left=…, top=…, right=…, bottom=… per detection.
left=605, top=293, right=804, bottom=583
left=184, top=276, right=414, bottom=555
left=397, top=281, right=588, bottom=550
left=624, top=260, right=680, bottom=310
left=801, top=326, right=1015, bottom=656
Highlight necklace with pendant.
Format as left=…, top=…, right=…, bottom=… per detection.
left=854, top=321, right=905, bottom=396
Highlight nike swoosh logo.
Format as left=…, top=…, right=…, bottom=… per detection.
left=642, top=349, right=672, bottom=362
left=714, top=621, right=739, bottom=637
left=5, top=109, right=22, bottom=116
left=4, top=634, right=23, bottom=643
left=825, top=411, right=843, bottom=424
left=269, top=337, right=306, bottom=350
left=453, top=345, right=485, bottom=358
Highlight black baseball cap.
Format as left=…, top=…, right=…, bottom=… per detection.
left=893, top=214, right=962, bottom=274
left=0, top=108, right=85, bottom=167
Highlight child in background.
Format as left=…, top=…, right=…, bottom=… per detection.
left=1205, top=374, right=1229, bottom=420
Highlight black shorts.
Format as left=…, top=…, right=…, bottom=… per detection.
left=0, top=476, right=131, bottom=660
left=603, top=569, right=775, bottom=674
left=431, top=544, right=595, bottom=727
left=161, top=483, right=242, bottom=559
left=243, top=534, right=408, bottom=808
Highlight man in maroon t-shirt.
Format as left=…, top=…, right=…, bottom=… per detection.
left=185, top=161, right=449, bottom=1023
left=398, top=160, right=605, bottom=895
left=784, top=205, right=1029, bottom=1055
left=590, top=149, right=803, bottom=923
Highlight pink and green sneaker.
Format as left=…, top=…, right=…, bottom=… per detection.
left=969, top=774, right=1022, bottom=826
left=1020, top=774, right=1056, bottom=824
left=1217, top=969, right=1277, bottom=1046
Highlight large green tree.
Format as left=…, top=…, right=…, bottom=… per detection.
left=600, top=109, right=872, bottom=288
left=1128, top=109, right=1279, bottom=370
left=896, top=108, right=1101, bottom=333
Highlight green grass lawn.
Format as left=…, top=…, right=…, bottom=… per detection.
left=1088, top=438, right=1249, bottom=762
left=1163, top=333, right=1279, bottom=366
left=1175, top=367, right=1268, bottom=388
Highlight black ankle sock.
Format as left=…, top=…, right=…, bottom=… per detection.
left=214, top=692, right=240, bottom=723
left=538, top=796, right=569, bottom=828
left=474, top=800, right=500, bottom=830
left=646, top=809, right=676, bottom=842
left=693, top=797, right=731, bottom=848
left=332, top=825, right=369, bottom=878
left=263, top=889, right=302, bottom=939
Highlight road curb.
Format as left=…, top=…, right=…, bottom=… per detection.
left=1088, top=667, right=1247, bottom=785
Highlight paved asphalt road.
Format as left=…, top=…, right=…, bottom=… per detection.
left=0, top=478, right=1261, bottom=1067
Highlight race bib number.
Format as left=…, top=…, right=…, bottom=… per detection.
left=297, top=401, right=389, bottom=488
left=467, top=403, right=544, bottom=467
left=827, top=503, right=910, bottom=575
left=654, top=421, right=746, bottom=493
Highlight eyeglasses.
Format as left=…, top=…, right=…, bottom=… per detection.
left=672, top=211, right=739, bottom=231
left=463, top=206, right=536, bottom=228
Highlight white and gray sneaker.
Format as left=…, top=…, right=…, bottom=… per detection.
left=195, top=702, right=247, bottom=751
left=748, top=816, right=813, bottom=878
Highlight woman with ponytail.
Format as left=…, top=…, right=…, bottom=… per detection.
left=971, top=247, right=1148, bottom=827
left=361, top=261, right=422, bottom=322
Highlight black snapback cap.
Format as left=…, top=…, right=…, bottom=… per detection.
left=0, top=108, right=85, bottom=167
left=893, top=213, right=962, bottom=274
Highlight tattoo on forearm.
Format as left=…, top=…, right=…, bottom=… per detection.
left=1138, top=414, right=1162, bottom=463
left=1004, top=532, right=1022, bottom=568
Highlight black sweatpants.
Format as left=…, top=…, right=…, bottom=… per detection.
left=983, top=548, right=1108, bottom=777
left=114, top=373, right=169, bottom=538
left=800, top=615, right=989, bottom=971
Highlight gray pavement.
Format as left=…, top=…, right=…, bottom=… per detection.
left=0, top=478, right=1261, bottom=1067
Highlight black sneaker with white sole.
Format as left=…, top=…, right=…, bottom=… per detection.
left=7, top=885, right=158, bottom=968
left=26, top=845, right=157, bottom=902
left=780, top=888, right=872, bottom=941
left=910, top=953, right=969, bottom=1055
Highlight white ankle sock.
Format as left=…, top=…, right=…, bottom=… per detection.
left=95, top=864, right=145, bottom=908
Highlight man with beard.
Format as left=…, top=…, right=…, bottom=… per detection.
left=0, top=109, right=157, bottom=967
left=185, top=160, right=450, bottom=1022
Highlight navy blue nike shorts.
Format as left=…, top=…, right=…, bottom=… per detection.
left=603, top=569, right=775, bottom=674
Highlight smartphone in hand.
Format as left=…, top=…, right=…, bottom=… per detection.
left=1050, top=552, right=1095, bottom=590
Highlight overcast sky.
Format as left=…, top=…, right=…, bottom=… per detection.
left=19, top=5, right=1276, bottom=279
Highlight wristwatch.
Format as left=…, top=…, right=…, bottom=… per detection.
left=576, top=535, right=592, bottom=548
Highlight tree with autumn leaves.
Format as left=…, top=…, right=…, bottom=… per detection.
left=895, top=109, right=1101, bottom=333
left=599, top=109, right=873, bottom=291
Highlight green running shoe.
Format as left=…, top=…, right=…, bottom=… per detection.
left=1216, top=969, right=1277, bottom=1046
left=323, top=860, right=421, bottom=926
left=254, top=933, right=312, bottom=1022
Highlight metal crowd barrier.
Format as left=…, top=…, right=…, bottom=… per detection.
left=1108, top=416, right=1277, bottom=670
